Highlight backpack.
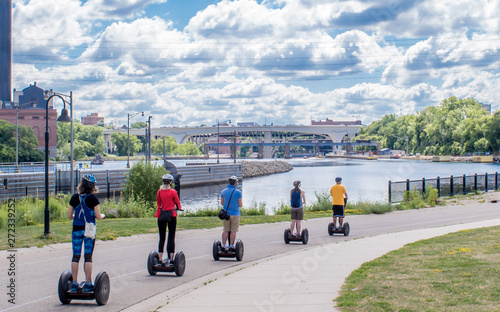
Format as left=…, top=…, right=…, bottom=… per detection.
left=291, top=189, right=301, bottom=208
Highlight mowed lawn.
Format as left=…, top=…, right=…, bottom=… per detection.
left=336, top=225, right=500, bottom=312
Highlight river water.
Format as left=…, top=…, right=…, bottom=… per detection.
left=81, top=158, right=500, bottom=213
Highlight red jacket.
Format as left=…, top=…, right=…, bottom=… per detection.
left=155, top=188, right=181, bottom=218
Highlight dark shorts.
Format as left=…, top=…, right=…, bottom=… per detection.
left=332, top=205, right=345, bottom=218
left=291, top=208, right=304, bottom=220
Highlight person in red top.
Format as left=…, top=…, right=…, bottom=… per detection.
left=155, top=174, right=182, bottom=266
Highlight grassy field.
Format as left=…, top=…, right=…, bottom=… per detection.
left=335, top=225, right=500, bottom=311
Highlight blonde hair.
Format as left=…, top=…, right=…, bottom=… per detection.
left=160, top=183, right=172, bottom=190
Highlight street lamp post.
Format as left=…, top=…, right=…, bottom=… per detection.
left=147, top=115, right=152, bottom=163
left=127, top=111, right=144, bottom=168
left=43, top=92, right=72, bottom=236
left=217, top=119, right=231, bottom=164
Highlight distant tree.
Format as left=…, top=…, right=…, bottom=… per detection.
left=177, top=141, right=201, bottom=155
left=151, top=137, right=179, bottom=155
left=131, top=121, right=147, bottom=129
left=0, top=119, right=43, bottom=162
left=111, top=132, right=143, bottom=156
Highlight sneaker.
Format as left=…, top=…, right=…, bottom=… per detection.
left=162, top=259, right=170, bottom=266
left=228, top=246, right=235, bottom=252
left=82, top=282, right=94, bottom=293
left=70, top=282, right=79, bottom=292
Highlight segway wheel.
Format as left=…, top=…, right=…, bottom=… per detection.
left=58, top=270, right=72, bottom=304
left=301, top=228, right=309, bottom=244
left=174, top=251, right=186, bottom=276
left=284, top=228, right=291, bottom=244
left=235, top=240, right=244, bottom=261
left=147, top=250, right=159, bottom=276
left=94, top=271, right=110, bottom=306
left=328, top=222, right=334, bottom=236
left=213, top=240, right=221, bottom=261
left=343, top=222, right=350, bottom=236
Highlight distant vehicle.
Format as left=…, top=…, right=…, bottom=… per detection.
left=91, top=153, right=105, bottom=165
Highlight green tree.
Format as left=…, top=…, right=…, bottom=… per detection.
left=0, top=119, right=43, bottom=162
left=484, top=111, right=500, bottom=154
left=177, top=141, right=201, bottom=155
left=123, top=161, right=166, bottom=204
left=131, top=121, right=147, bottom=128
left=111, top=132, right=143, bottom=156
left=151, top=137, right=179, bottom=155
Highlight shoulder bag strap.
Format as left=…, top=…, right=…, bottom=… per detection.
left=225, top=189, right=236, bottom=211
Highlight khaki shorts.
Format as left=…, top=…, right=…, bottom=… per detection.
left=223, top=215, right=240, bottom=232
left=290, top=208, right=304, bottom=220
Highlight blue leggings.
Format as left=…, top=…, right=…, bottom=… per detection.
left=72, top=230, right=95, bottom=263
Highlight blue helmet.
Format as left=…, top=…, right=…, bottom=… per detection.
left=335, top=177, right=342, bottom=182
left=82, top=174, right=97, bottom=187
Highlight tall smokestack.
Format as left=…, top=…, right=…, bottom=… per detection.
left=1, top=0, right=13, bottom=102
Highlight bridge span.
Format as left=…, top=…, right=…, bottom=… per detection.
left=103, top=124, right=363, bottom=158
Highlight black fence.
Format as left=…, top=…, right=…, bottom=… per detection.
left=388, top=172, right=499, bottom=204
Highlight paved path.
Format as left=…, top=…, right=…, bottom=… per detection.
left=126, top=218, right=500, bottom=312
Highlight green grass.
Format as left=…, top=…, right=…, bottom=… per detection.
left=336, top=225, right=500, bottom=311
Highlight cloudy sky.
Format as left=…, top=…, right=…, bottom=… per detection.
left=11, top=0, right=500, bottom=127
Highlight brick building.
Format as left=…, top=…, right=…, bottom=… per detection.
left=82, top=113, right=104, bottom=126
left=1, top=82, right=58, bottom=156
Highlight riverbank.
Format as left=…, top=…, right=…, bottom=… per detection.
left=241, top=160, right=293, bottom=178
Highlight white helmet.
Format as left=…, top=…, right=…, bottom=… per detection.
left=162, top=174, right=174, bottom=183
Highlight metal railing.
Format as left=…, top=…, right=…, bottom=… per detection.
left=388, top=172, right=499, bottom=203
left=0, top=163, right=242, bottom=201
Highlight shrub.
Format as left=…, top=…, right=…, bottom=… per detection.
left=122, top=161, right=167, bottom=204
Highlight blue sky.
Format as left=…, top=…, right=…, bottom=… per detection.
left=11, top=0, right=500, bottom=127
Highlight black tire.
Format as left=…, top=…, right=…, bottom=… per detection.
left=284, top=228, right=291, bottom=244
left=58, top=270, right=72, bottom=304
left=301, top=228, right=309, bottom=244
left=94, top=271, right=110, bottom=306
left=147, top=250, right=158, bottom=276
left=343, top=222, right=350, bottom=236
left=328, top=222, right=334, bottom=236
left=213, top=240, right=221, bottom=261
left=174, top=251, right=186, bottom=276
left=235, top=240, right=244, bottom=261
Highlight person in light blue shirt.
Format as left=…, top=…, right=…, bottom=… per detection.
left=220, top=176, right=243, bottom=251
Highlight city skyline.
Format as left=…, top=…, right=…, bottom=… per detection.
left=9, top=0, right=500, bottom=127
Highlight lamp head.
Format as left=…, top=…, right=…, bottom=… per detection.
left=57, top=108, right=72, bottom=122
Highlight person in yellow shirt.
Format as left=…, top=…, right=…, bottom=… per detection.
left=329, top=177, right=348, bottom=230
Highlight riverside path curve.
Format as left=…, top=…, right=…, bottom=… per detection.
left=0, top=193, right=499, bottom=312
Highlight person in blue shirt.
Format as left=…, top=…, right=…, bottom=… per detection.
left=220, top=176, right=243, bottom=251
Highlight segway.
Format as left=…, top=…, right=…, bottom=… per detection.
left=58, top=270, right=110, bottom=305
left=147, top=250, right=186, bottom=276
left=284, top=228, right=309, bottom=244
left=328, top=222, right=350, bottom=236
left=212, top=233, right=244, bottom=261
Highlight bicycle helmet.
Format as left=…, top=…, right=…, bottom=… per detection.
left=82, top=174, right=97, bottom=187
left=335, top=177, right=342, bottom=182
left=229, top=175, right=239, bottom=183
left=162, top=174, right=174, bottom=183
left=293, top=180, right=301, bottom=187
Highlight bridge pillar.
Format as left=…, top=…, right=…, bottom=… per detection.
left=230, top=141, right=236, bottom=161
left=285, top=143, right=290, bottom=158
left=204, top=141, right=209, bottom=159
left=263, top=131, right=272, bottom=158
left=258, top=143, right=263, bottom=159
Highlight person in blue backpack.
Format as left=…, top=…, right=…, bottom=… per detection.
left=290, top=180, right=306, bottom=237
left=67, top=174, right=105, bottom=293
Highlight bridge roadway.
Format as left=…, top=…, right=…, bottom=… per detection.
left=1, top=198, right=499, bottom=312
left=103, top=124, right=363, bottom=158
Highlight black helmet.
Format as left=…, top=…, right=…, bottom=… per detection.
left=82, top=174, right=97, bottom=187
left=162, top=174, right=174, bottom=183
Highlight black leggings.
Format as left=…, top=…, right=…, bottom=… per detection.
left=158, top=217, right=177, bottom=255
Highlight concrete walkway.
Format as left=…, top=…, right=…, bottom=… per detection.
left=125, top=218, right=500, bottom=312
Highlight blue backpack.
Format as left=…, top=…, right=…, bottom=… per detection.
left=291, top=189, right=301, bottom=208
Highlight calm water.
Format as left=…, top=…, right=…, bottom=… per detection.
left=158, top=158, right=498, bottom=213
